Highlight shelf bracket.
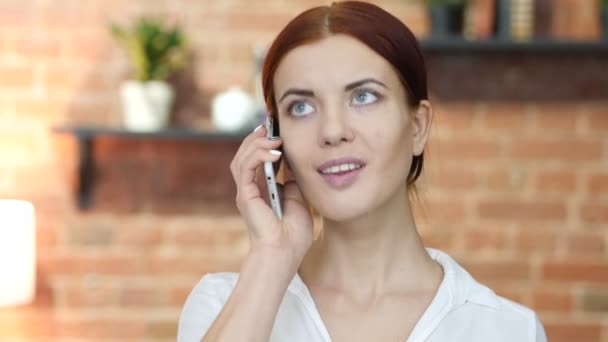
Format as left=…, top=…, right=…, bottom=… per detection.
left=76, top=134, right=95, bottom=209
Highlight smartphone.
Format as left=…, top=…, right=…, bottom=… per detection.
left=264, top=116, right=283, bottom=219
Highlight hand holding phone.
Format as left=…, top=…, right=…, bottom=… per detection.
left=229, top=115, right=314, bottom=262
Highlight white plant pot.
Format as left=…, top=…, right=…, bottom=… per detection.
left=120, top=80, right=175, bottom=132
left=211, top=87, right=258, bottom=133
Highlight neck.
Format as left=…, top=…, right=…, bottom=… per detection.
left=298, top=187, right=442, bottom=304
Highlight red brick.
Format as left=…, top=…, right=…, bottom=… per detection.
left=509, top=139, right=602, bottom=161
left=580, top=203, right=608, bottom=224
left=567, top=232, right=606, bottom=255
left=514, top=230, right=558, bottom=253
left=419, top=230, right=455, bottom=250
left=173, top=227, right=245, bottom=247
left=587, top=173, right=608, bottom=194
left=38, top=9, right=102, bottom=30
left=169, top=285, right=195, bottom=307
left=536, top=170, right=577, bottom=192
left=462, top=260, right=531, bottom=283
left=10, top=33, right=61, bottom=60
left=482, top=104, right=531, bottom=130
left=463, top=229, right=508, bottom=251
left=531, top=290, right=574, bottom=312
left=433, top=103, right=478, bottom=131
left=0, top=65, right=34, bottom=89
left=478, top=199, right=566, bottom=221
left=117, top=228, right=164, bottom=248
left=542, top=261, right=608, bottom=283
left=544, top=322, right=602, bottom=342
left=63, top=284, right=117, bottom=308
left=423, top=198, right=467, bottom=224
left=535, top=104, right=579, bottom=130
left=65, top=36, right=113, bottom=61
left=42, top=253, right=139, bottom=275
left=0, top=309, right=55, bottom=338
left=143, top=255, right=241, bottom=276
left=30, top=268, right=55, bottom=308
left=66, top=222, right=113, bottom=246
left=581, top=289, right=608, bottom=312
left=146, top=320, right=179, bottom=339
left=587, top=107, right=608, bottom=131
left=197, top=11, right=294, bottom=33
left=119, top=287, right=166, bottom=307
left=56, top=318, right=145, bottom=338
left=485, top=168, right=529, bottom=190
left=433, top=138, right=500, bottom=160
left=13, top=98, right=67, bottom=122
left=492, top=286, right=526, bottom=304
left=45, top=66, right=112, bottom=92
left=433, top=167, right=478, bottom=189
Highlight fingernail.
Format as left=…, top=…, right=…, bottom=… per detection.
left=269, top=150, right=282, bottom=156
left=253, top=124, right=263, bottom=132
left=268, top=136, right=281, bottom=141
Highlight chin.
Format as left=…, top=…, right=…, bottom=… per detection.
left=311, top=196, right=372, bottom=222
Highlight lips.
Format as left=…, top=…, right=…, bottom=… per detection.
left=317, top=156, right=366, bottom=173
left=317, top=156, right=366, bottom=188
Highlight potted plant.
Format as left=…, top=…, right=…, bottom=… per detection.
left=427, top=0, right=467, bottom=38
left=110, top=17, right=189, bottom=131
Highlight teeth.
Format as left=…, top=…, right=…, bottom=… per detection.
left=321, top=163, right=362, bottom=174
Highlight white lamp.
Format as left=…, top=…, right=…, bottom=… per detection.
left=0, top=199, right=36, bottom=307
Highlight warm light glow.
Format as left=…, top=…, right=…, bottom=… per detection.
left=0, top=200, right=36, bottom=307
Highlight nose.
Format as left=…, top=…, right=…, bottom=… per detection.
left=318, top=106, right=355, bottom=147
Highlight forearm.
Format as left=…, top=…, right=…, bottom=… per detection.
left=201, top=247, right=297, bottom=342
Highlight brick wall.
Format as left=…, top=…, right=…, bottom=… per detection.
left=0, top=0, right=607, bottom=341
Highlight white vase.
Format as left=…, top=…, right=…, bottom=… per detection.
left=120, top=80, right=175, bottom=132
left=211, top=87, right=258, bottom=133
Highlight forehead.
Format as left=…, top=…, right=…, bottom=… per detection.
left=273, top=34, right=398, bottom=90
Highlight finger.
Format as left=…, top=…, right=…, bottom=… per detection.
left=232, top=124, right=269, bottom=178
left=236, top=148, right=283, bottom=205
left=254, top=162, right=269, bottom=203
left=231, top=136, right=282, bottom=182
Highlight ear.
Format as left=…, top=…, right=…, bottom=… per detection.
left=411, top=100, right=433, bottom=157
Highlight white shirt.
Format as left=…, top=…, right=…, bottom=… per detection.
left=178, top=248, right=547, bottom=342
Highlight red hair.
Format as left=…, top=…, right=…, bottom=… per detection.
left=262, top=1, right=428, bottom=186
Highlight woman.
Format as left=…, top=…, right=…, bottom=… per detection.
left=178, top=2, right=546, bottom=341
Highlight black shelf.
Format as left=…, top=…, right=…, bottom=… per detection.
left=52, top=126, right=248, bottom=209
left=52, top=126, right=249, bottom=141
left=420, top=38, right=608, bottom=54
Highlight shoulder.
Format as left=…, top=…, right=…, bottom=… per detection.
left=453, top=290, right=545, bottom=341
left=425, top=248, right=546, bottom=341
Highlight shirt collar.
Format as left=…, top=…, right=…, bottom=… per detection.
left=425, top=247, right=500, bottom=310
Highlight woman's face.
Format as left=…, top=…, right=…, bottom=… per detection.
left=273, top=34, right=428, bottom=221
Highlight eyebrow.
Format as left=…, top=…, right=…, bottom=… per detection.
left=277, top=78, right=388, bottom=103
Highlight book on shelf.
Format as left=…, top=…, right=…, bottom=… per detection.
left=550, top=0, right=601, bottom=40
left=510, top=0, right=534, bottom=41
left=464, top=0, right=496, bottom=40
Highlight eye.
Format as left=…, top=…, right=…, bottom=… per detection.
left=288, top=101, right=315, bottom=117
left=352, top=90, right=379, bottom=106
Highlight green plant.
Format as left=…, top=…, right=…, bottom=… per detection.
left=110, top=17, right=189, bottom=81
